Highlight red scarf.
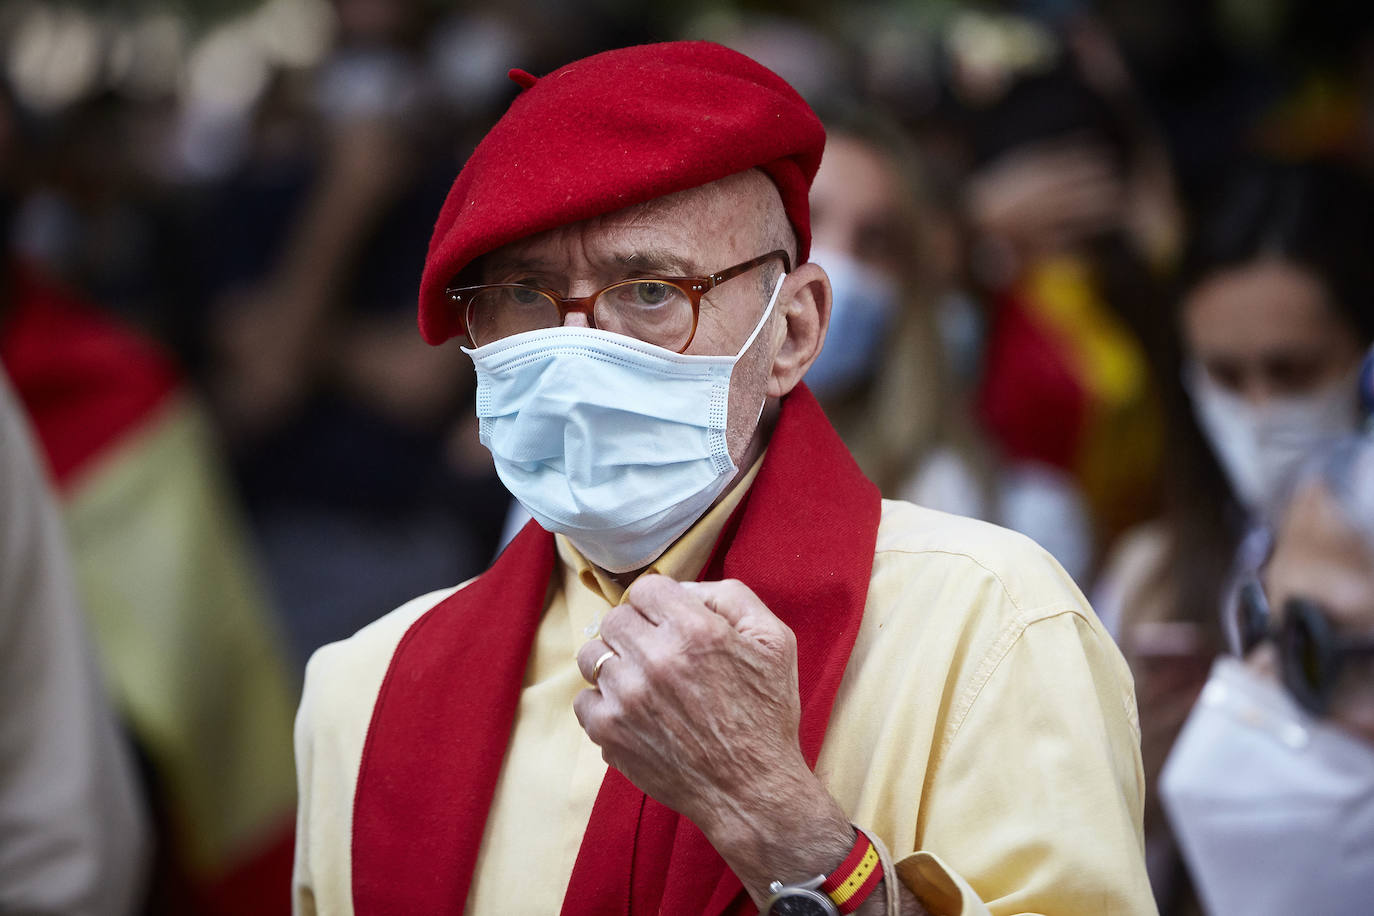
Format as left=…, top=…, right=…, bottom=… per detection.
left=352, top=385, right=881, bottom=914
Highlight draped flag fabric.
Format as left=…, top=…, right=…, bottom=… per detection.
left=0, top=263, right=299, bottom=915
left=977, top=256, right=1163, bottom=540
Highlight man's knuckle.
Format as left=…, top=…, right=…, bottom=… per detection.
left=572, top=692, right=593, bottom=727
left=630, top=574, right=670, bottom=603
left=675, top=613, right=709, bottom=642
left=638, top=642, right=673, bottom=678
left=718, top=578, right=752, bottom=601
left=614, top=676, right=646, bottom=711
left=583, top=699, right=620, bottom=740
left=601, top=606, right=631, bottom=640
left=575, top=652, right=593, bottom=680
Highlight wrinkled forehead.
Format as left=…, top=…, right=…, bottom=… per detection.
left=476, top=170, right=785, bottom=281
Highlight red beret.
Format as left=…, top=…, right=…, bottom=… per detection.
left=417, top=40, right=826, bottom=345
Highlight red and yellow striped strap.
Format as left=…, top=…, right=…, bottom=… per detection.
left=819, top=830, right=882, bottom=914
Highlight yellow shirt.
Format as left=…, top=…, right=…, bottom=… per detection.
left=294, top=471, right=1154, bottom=915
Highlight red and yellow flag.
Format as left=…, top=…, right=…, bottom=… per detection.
left=1, top=263, right=297, bottom=915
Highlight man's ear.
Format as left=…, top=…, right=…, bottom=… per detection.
left=767, top=261, right=831, bottom=398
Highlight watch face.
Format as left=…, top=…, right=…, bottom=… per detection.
left=767, top=891, right=835, bottom=916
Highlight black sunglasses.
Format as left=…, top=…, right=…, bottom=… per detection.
left=1232, top=578, right=1374, bottom=715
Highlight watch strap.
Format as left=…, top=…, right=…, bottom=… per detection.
left=854, top=824, right=900, bottom=916
left=819, top=829, right=882, bottom=914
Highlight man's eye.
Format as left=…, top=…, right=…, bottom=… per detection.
left=632, top=282, right=674, bottom=306
left=510, top=287, right=545, bottom=305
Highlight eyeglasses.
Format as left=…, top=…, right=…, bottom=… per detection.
left=447, top=250, right=791, bottom=352
left=1231, top=577, right=1374, bottom=715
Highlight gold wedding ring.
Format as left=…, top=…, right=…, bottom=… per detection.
left=590, top=649, right=616, bottom=686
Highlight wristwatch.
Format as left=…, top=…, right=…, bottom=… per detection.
left=764, top=876, right=839, bottom=916
left=763, top=829, right=882, bottom=916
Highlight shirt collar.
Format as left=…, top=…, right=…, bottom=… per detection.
left=555, top=453, right=766, bottom=607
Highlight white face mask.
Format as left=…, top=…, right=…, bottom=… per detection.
left=1160, top=656, right=1374, bottom=916
left=1186, top=364, right=1359, bottom=515
left=805, top=246, right=900, bottom=399
left=464, top=274, right=784, bottom=573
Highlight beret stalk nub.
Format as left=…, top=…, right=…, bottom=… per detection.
left=417, top=40, right=826, bottom=345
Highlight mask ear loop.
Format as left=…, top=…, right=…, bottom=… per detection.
left=733, top=271, right=787, bottom=361
left=734, top=272, right=788, bottom=428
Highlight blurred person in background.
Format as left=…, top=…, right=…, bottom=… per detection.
left=1096, top=159, right=1374, bottom=914
left=1159, top=428, right=1374, bottom=915
left=806, top=113, right=988, bottom=505
left=0, top=75, right=297, bottom=915
left=807, top=112, right=1093, bottom=562
left=958, top=19, right=1176, bottom=582
left=1177, top=163, right=1371, bottom=527
left=0, top=366, right=150, bottom=916
left=197, top=0, right=511, bottom=664
left=808, top=106, right=1180, bottom=581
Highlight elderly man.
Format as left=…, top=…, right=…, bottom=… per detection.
left=293, top=42, right=1155, bottom=916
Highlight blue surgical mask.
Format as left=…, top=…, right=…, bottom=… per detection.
left=806, top=247, right=899, bottom=399
left=464, top=275, right=784, bottom=573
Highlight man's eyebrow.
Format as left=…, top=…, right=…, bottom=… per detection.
left=478, top=249, right=700, bottom=281
left=480, top=254, right=551, bottom=278
left=612, top=249, right=699, bottom=276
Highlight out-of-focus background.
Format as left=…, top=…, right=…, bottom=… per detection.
left=2, top=1, right=1372, bottom=914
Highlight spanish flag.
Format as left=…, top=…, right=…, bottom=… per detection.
left=1, top=262, right=297, bottom=915
left=977, top=255, right=1164, bottom=544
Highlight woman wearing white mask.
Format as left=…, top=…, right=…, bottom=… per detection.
left=1095, top=159, right=1374, bottom=915
left=1160, top=431, right=1374, bottom=915
left=1181, top=208, right=1369, bottom=523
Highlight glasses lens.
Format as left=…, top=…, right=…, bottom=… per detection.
left=1282, top=600, right=1334, bottom=715
left=467, top=287, right=559, bottom=345
left=595, top=281, right=695, bottom=351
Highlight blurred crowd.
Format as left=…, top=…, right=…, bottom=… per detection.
left=2, top=0, right=1373, bottom=913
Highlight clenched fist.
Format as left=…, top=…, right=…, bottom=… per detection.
left=573, top=574, right=811, bottom=836
left=573, top=574, right=912, bottom=914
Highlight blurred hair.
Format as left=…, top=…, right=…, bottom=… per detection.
left=807, top=103, right=926, bottom=271
left=1180, top=159, right=1374, bottom=345
left=813, top=104, right=923, bottom=183
left=966, top=61, right=1134, bottom=171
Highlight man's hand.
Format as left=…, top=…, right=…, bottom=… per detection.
left=572, top=574, right=925, bottom=913
left=574, top=575, right=922, bottom=914
left=573, top=575, right=812, bottom=834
